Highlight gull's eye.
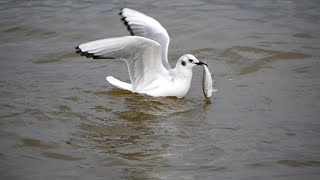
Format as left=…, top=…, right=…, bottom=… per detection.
left=188, top=59, right=193, bottom=63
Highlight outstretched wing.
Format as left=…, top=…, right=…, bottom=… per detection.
left=76, top=36, right=168, bottom=91
left=119, top=8, right=171, bottom=70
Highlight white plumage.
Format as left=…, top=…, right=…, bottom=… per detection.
left=76, top=8, right=210, bottom=98
left=120, top=8, right=171, bottom=70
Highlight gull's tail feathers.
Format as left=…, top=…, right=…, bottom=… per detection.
left=106, top=76, right=133, bottom=92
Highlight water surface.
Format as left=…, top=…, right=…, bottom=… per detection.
left=0, top=0, right=320, bottom=179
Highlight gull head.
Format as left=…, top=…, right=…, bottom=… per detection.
left=177, top=54, right=207, bottom=69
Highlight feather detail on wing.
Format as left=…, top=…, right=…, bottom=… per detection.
left=119, top=8, right=171, bottom=70
left=76, top=36, right=168, bottom=91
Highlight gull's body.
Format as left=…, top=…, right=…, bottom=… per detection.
left=76, top=8, right=207, bottom=98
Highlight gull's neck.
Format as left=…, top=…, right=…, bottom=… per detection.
left=171, top=65, right=193, bottom=82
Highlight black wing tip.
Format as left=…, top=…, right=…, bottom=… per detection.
left=75, top=48, right=102, bottom=59
left=119, top=8, right=124, bottom=15
left=119, top=9, right=135, bottom=36
left=75, top=48, right=115, bottom=60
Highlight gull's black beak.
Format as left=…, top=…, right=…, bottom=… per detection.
left=196, top=61, right=207, bottom=66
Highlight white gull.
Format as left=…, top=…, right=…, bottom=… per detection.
left=76, top=8, right=207, bottom=98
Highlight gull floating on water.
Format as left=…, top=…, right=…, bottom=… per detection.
left=76, top=8, right=210, bottom=98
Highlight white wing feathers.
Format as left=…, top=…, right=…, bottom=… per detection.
left=120, top=8, right=171, bottom=70
left=76, top=36, right=167, bottom=91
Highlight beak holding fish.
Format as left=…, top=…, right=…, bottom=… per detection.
left=197, top=61, right=217, bottom=98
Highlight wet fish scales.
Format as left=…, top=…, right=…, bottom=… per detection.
left=202, top=64, right=213, bottom=98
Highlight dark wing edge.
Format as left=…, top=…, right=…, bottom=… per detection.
left=119, top=8, right=135, bottom=36
left=75, top=46, right=115, bottom=59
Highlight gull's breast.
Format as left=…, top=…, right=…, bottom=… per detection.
left=141, top=77, right=191, bottom=98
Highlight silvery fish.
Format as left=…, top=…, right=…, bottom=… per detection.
left=202, top=64, right=215, bottom=98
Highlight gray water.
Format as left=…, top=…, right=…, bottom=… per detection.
left=1, top=0, right=320, bottom=179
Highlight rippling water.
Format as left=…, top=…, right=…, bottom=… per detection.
left=1, top=0, right=320, bottom=179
